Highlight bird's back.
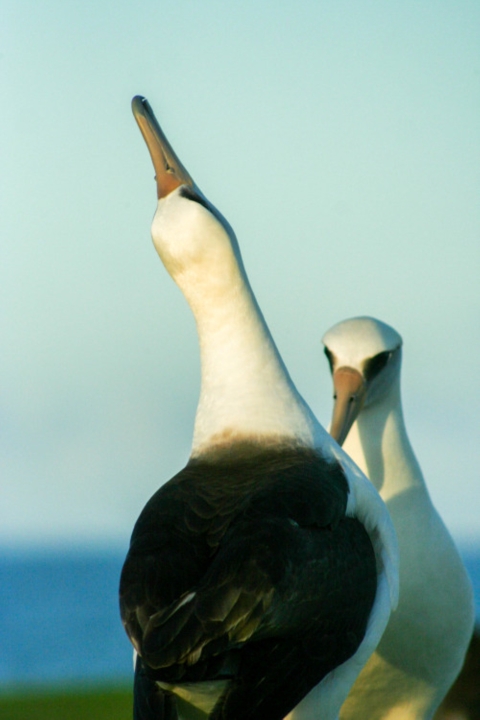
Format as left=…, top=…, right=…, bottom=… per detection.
left=120, top=445, right=378, bottom=720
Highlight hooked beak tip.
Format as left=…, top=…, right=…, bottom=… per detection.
left=131, top=95, right=194, bottom=199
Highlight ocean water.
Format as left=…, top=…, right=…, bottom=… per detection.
left=0, top=546, right=479, bottom=689
left=0, top=549, right=132, bottom=688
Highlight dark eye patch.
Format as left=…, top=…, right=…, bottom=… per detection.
left=324, top=347, right=335, bottom=374
left=363, top=351, right=392, bottom=382
left=179, top=186, right=210, bottom=210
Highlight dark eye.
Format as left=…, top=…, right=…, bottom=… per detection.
left=324, top=347, right=335, bottom=374
left=179, top=186, right=210, bottom=210
left=363, top=351, right=392, bottom=382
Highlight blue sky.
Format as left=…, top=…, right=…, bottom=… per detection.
left=2, top=1, right=479, bottom=549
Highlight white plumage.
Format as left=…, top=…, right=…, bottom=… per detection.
left=322, top=316, right=474, bottom=720
left=120, top=100, right=399, bottom=720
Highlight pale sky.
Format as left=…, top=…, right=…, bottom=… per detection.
left=2, top=1, right=479, bottom=550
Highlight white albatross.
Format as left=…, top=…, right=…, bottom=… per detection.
left=322, top=316, right=474, bottom=720
left=119, top=98, right=398, bottom=720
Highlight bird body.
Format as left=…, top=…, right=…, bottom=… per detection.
left=120, top=100, right=398, bottom=720
left=124, top=445, right=383, bottom=720
left=322, top=317, right=474, bottom=720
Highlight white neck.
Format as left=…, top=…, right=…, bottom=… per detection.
left=168, top=220, right=322, bottom=458
left=342, top=379, right=426, bottom=501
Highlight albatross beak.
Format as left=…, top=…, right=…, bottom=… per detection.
left=330, top=368, right=366, bottom=446
left=131, top=96, right=194, bottom=199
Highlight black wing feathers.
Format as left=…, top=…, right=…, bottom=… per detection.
left=120, top=446, right=376, bottom=720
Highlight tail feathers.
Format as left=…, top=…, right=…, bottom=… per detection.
left=133, top=655, right=177, bottom=720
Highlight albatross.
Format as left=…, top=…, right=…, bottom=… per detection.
left=322, top=316, right=474, bottom=720
left=119, top=98, right=398, bottom=720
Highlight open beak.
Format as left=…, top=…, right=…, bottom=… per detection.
left=330, top=368, right=366, bottom=446
left=131, top=96, right=194, bottom=199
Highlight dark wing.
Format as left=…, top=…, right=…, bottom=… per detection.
left=120, top=446, right=377, bottom=720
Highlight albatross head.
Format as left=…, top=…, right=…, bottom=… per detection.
left=131, top=96, right=243, bottom=299
left=322, top=317, right=403, bottom=445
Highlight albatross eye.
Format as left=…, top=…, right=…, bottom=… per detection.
left=363, top=351, right=392, bottom=383
left=324, top=347, right=335, bottom=374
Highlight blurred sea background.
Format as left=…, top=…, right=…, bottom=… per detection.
left=2, top=0, right=478, bottom=716
left=0, top=547, right=478, bottom=692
